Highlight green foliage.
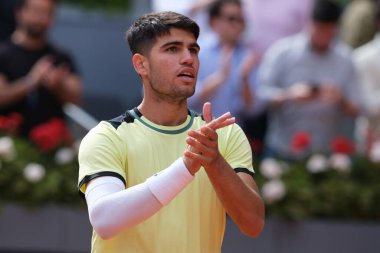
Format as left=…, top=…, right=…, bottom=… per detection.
left=256, top=155, right=380, bottom=221
left=0, top=135, right=84, bottom=208
left=60, top=0, right=132, bottom=13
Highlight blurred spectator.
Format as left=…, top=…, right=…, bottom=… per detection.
left=0, top=0, right=18, bottom=42
left=353, top=3, right=380, bottom=152
left=257, top=0, right=363, bottom=159
left=150, top=0, right=216, bottom=45
left=340, top=0, right=378, bottom=49
left=188, top=0, right=264, bottom=127
left=243, top=0, right=314, bottom=57
left=0, top=0, right=82, bottom=137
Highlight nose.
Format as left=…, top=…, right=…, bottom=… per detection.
left=180, top=49, right=194, bottom=65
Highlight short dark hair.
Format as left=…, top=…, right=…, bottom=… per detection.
left=208, top=0, right=242, bottom=19
left=312, top=0, right=342, bottom=23
left=126, top=11, right=200, bottom=56
left=16, top=0, right=58, bottom=10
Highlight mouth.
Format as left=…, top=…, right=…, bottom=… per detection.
left=177, top=68, right=196, bottom=81
left=178, top=72, right=194, bottom=78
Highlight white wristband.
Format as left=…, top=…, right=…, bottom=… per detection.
left=146, top=158, right=194, bottom=205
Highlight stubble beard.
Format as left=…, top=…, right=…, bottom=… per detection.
left=149, top=81, right=195, bottom=104
left=23, top=25, right=47, bottom=40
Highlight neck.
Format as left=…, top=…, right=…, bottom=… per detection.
left=220, top=38, right=237, bottom=48
left=137, top=98, right=189, bottom=126
left=11, top=29, right=47, bottom=50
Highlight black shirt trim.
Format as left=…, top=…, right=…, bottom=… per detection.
left=78, top=171, right=126, bottom=199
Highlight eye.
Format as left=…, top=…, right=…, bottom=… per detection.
left=166, top=47, right=178, bottom=53
left=189, top=47, right=199, bottom=55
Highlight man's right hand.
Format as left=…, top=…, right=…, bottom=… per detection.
left=183, top=102, right=235, bottom=175
left=25, top=56, right=53, bottom=88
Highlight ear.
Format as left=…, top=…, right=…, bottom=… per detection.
left=132, top=53, right=148, bottom=76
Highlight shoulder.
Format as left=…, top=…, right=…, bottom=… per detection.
left=353, top=35, right=380, bottom=62
left=47, top=43, right=72, bottom=57
left=262, top=33, right=303, bottom=62
left=46, top=43, right=77, bottom=66
left=107, top=110, right=136, bottom=129
left=81, top=110, right=136, bottom=144
left=331, top=41, right=356, bottom=67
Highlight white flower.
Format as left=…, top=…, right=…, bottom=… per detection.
left=23, top=163, right=46, bottom=183
left=262, top=179, right=286, bottom=204
left=306, top=154, right=329, bottom=173
left=54, top=147, right=75, bottom=165
left=0, top=136, right=16, bottom=161
left=329, top=154, right=351, bottom=173
left=369, top=141, right=380, bottom=163
left=259, top=158, right=283, bottom=179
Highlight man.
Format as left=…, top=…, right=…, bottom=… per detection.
left=243, top=0, right=313, bottom=56
left=258, top=0, right=362, bottom=158
left=187, top=0, right=266, bottom=156
left=78, top=11, right=264, bottom=253
left=188, top=0, right=260, bottom=120
left=353, top=2, right=380, bottom=151
left=0, top=0, right=82, bottom=137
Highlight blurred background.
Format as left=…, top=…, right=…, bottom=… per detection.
left=1, top=0, right=380, bottom=252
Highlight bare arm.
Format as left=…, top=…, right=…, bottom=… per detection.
left=197, top=46, right=233, bottom=102
left=43, top=64, right=82, bottom=105
left=0, top=57, right=82, bottom=108
left=0, top=56, right=52, bottom=108
left=240, top=51, right=260, bottom=107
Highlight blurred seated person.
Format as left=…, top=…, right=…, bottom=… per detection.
left=188, top=0, right=264, bottom=128
left=353, top=2, right=380, bottom=152
left=243, top=0, right=314, bottom=57
left=257, top=0, right=363, bottom=159
left=0, top=0, right=82, bottom=137
left=340, top=0, right=378, bottom=49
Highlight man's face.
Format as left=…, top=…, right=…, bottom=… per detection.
left=143, top=28, right=200, bottom=102
left=309, top=22, right=338, bottom=53
left=212, top=2, right=245, bottom=43
left=17, top=0, right=55, bottom=39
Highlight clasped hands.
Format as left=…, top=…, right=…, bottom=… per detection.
left=26, top=56, right=69, bottom=90
left=183, top=102, right=235, bottom=175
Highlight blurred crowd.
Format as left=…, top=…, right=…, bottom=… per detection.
left=153, top=0, right=380, bottom=161
left=1, top=0, right=380, bottom=161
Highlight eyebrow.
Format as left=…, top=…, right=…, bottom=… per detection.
left=161, top=41, right=200, bottom=51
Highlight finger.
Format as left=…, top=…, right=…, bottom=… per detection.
left=200, top=127, right=218, bottom=141
left=207, top=112, right=235, bottom=130
left=186, top=136, right=212, bottom=157
left=202, top=102, right=212, bottom=123
left=184, top=149, right=204, bottom=162
left=211, top=117, right=235, bottom=130
left=188, top=129, right=216, bottom=146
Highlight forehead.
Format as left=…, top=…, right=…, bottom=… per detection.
left=220, top=2, right=242, bottom=14
left=23, top=0, right=55, bottom=9
left=154, top=28, right=197, bottom=46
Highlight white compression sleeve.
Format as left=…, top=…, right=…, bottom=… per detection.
left=85, top=158, right=194, bottom=239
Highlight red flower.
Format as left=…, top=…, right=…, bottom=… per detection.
left=29, top=118, right=72, bottom=152
left=291, top=131, right=311, bottom=153
left=0, top=113, right=23, bottom=134
left=331, top=136, right=355, bottom=155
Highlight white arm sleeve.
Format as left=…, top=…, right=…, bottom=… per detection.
left=85, top=158, right=194, bottom=239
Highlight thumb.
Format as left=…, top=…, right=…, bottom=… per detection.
left=202, top=102, right=212, bottom=123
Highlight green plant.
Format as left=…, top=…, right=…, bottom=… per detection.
left=256, top=154, right=380, bottom=221
left=0, top=115, right=84, bottom=208
left=60, top=0, right=132, bottom=13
